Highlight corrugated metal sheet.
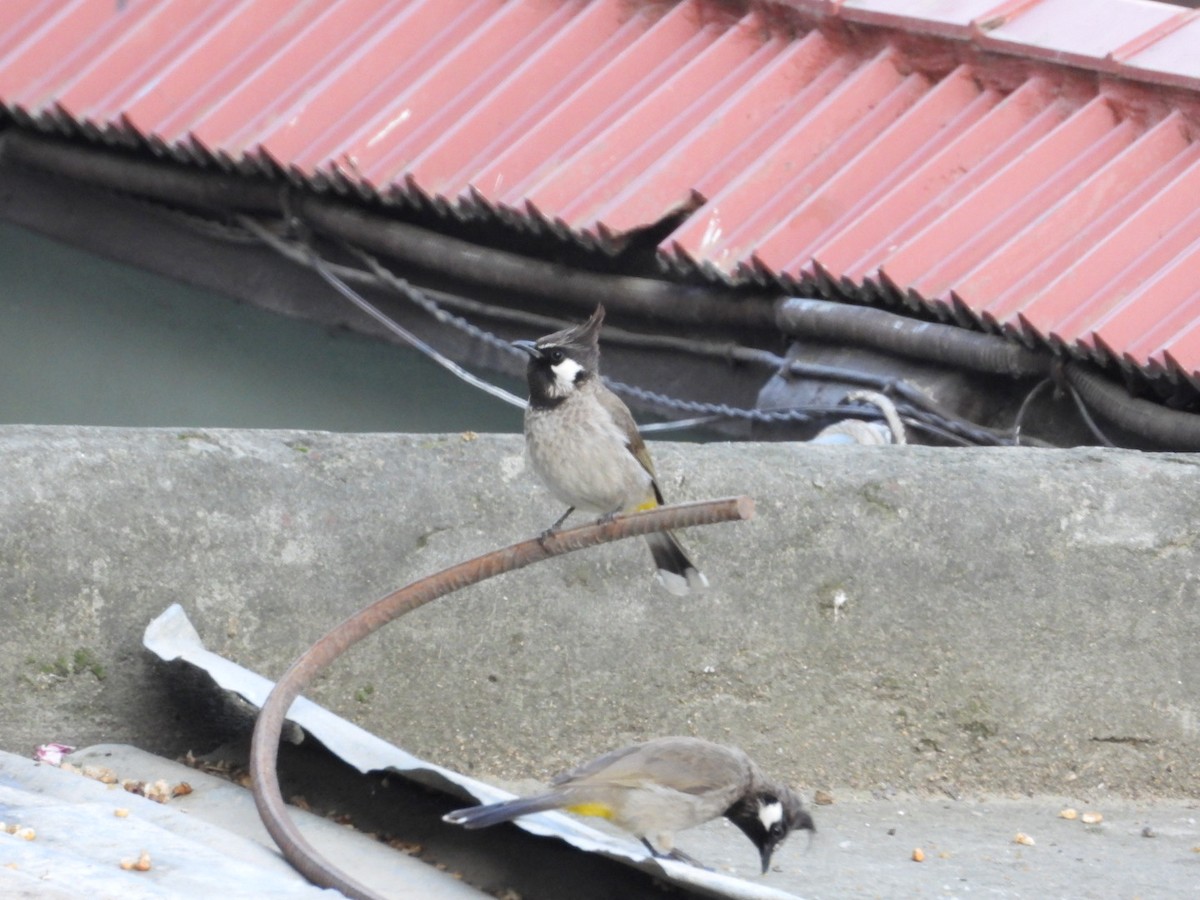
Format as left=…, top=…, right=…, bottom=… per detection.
left=1, top=0, right=1199, bottom=383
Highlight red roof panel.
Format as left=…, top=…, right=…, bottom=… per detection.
left=757, top=64, right=989, bottom=279
left=407, top=0, right=640, bottom=197
left=476, top=2, right=705, bottom=209
left=834, top=82, right=1071, bottom=286
left=981, top=112, right=1196, bottom=331
left=2, top=0, right=1200, bottom=384
left=525, top=8, right=774, bottom=232
left=884, top=97, right=1129, bottom=305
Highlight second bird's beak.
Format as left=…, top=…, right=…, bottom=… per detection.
left=760, top=845, right=775, bottom=875
left=512, top=339, right=542, bottom=359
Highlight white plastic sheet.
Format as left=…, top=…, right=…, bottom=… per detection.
left=143, top=603, right=804, bottom=900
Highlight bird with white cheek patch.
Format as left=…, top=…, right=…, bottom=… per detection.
left=513, top=305, right=707, bottom=596
left=444, top=736, right=815, bottom=873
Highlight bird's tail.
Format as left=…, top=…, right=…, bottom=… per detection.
left=443, top=793, right=563, bottom=830
left=646, top=530, right=708, bottom=596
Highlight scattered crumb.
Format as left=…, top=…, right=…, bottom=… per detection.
left=120, top=777, right=192, bottom=804
left=14, top=827, right=36, bottom=841
left=911, top=848, right=925, bottom=862
left=114, top=808, right=130, bottom=818
left=813, top=789, right=834, bottom=806
left=82, top=765, right=118, bottom=785
left=145, top=780, right=173, bottom=804
left=1059, top=808, right=1078, bottom=820
left=1014, top=832, right=1036, bottom=846
left=120, top=851, right=152, bottom=872
left=1081, top=811, right=1103, bottom=825
left=461, top=431, right=478, bottom=442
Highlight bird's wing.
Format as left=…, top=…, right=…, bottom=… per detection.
left=555, top=739, right=750, bottom=798
left=595, top=385, right=665, bottom=504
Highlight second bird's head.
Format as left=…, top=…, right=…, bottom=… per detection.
left=726, top=784, right=816, bottom=874
left=513, top=305, right=605, bottom=405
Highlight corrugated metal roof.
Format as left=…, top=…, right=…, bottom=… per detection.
left=1, top=0, right=1199, bottom=383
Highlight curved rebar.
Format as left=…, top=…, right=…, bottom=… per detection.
left=249, top=496, right=755, bottom=900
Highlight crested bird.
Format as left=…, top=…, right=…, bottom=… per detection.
left=513, top=306, right=706, bottom=595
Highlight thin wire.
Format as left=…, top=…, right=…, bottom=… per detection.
left=1066, top=382, right=1118, bottom=448
left=1012, top=377, right=1054, bottom=447
left=238, top=215, right=527, bottom=410
left=311, top=253, right=527, bottom=409
left=639, top=415, right=726, bottom=433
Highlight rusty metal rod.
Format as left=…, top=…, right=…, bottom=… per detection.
left=249, top=496, right=754, bottom=900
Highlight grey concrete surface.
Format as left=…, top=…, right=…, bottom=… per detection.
left=682, top=789, right=1200, bottom=898
left=2, top=426, right=1199, bottom=809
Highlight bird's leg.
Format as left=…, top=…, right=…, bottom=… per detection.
left=641, top=840, right=711, bottom=871
left=596, top=506, right=622, bottom=526
left=539, top=507, right=575, bottom=545
left=664, top=848, right=710, bottom=870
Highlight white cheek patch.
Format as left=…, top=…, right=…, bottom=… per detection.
left=550, top=357, right=584, bottom=394
left=758, top=800, right=783, bottom=831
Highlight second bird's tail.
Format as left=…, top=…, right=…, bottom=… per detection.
left=443, top=794, right=563, bottom=830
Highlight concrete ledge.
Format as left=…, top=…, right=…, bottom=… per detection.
left=2, top=426, right=1197, bottom=797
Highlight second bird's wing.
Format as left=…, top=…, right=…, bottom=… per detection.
left=554, top=738, right=751, bottom=798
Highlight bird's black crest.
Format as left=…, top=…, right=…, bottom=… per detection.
left=536, top=304, right=604, bottom=373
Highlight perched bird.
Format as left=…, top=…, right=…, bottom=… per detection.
left=444, top=736, right=813, bottom=873
left=513, top=306, right=707, bottom=595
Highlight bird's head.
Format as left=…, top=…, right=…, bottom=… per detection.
left=513, top=305, right=604, bottom=406
left=726, top=784, right=815, bottom=874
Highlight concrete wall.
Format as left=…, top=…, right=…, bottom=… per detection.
left=2, top=426, right=1196, bottom=798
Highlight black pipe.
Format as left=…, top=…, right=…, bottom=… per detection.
left=1, top=128, right=282, bottom=212
left=1064, top=363, right=1200, bottom=451
left=1, top=129, right=776, bottom=329
left=775, top=296, right=1052, bottom=378
left=299, top=199, right=776, bottom=328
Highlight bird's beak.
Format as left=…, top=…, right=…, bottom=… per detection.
left=759, top=844, right=774, bottom=875
left=512, top=339, right=542, bottom=359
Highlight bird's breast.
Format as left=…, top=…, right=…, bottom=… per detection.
left=524, top=397, right=653, bottom=514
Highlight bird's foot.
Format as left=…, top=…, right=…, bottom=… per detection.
left=642, top=840, right=711, bottom=871
left=537, top=507, right=575, bottom=547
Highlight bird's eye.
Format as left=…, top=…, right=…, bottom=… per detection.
left=547, top=349, right=565, bottom=364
